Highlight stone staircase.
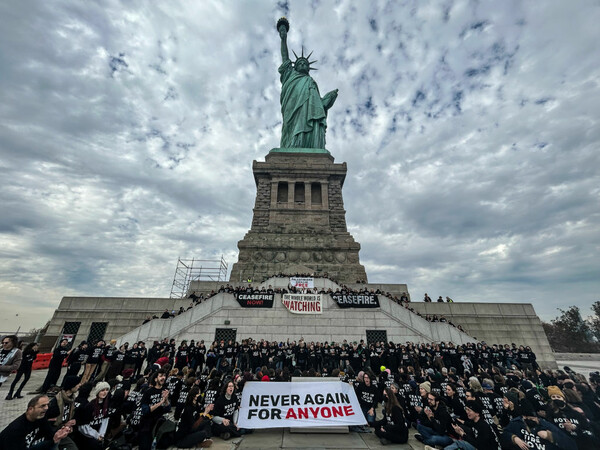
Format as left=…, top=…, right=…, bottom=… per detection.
left=116, top=276, right=475, bottom=346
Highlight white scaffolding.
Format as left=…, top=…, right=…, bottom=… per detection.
left=169, top=256, right=228, bottom=298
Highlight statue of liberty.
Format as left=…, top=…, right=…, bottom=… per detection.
left=277, top=18, right=338, bottom=149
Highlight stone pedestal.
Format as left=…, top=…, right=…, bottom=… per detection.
left=229, top=150, right=367, bottom=283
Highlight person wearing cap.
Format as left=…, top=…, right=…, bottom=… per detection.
left=415, top=392, right=453, bottom=447
left=431, top=399, right=501, bottom=450
left=545, top=385, right=598, bottom=449
left=415, top=381, right=431, bottom=414
left=480, top=378, right=502, bottom=422
left=46, top=375, right=80, bottom=450
left=75, top=381, right=111, bottom=450
left=499, top=390, right=526, bottom=426
left=521, top=379, right=547, bottom=417
left=500, top=413, right=577, bottom=450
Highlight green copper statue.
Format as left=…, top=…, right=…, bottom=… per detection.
left=277, top=17, right=338, bottom=149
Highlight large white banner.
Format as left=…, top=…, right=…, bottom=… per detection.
left=289, top=276, right=314, bottom=289
left=238, top=381, right=366, bottom=428
left=282, top=293, right=322, bottom=314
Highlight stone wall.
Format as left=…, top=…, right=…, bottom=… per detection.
left=42, top=288, right=556, bottom=368
left=116, top=292, right=475, bottom=349
left=327, top=177, right=347, bottom=231
left=40, top=296, right=189, bottom=351
left=409, top=302, right=556, bottom=369
left=230, top=151, right=367, bottom=283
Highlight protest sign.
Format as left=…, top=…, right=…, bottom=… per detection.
left=331, top=293, right=380, bottom=308
left=237, top=381, right=366, bottom=428
left=289, top=277, right=314, bottom=289
left=282, top=293, right=322, bottom=314
left=234, top=292, right=274, bottom=308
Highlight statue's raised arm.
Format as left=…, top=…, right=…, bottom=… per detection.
left=275, top=17, right=338, bottom=150
left=278, top=18, right=289, bottom=63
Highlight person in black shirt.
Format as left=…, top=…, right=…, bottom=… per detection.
left=81, top=340, right=104, bottom=384
left=135, top=341, right=147, bottom=377
left=448, top=400, right=501, bottom=450
left=415, top=392, right=453, bottom=447
left=225, top=340, right=235, bottom=366
left=174, top=386, right=214, bottom=448
left=211, top=380, right=241, bottom=440
left=63, top=341, right=88, bottom=383
left=196, top=341, right=206, bottom=372
left=354, top=372, right=378, bottom=430
left=106, top=344, right=126, bottom=380
left=545, top=385, right=598, bottom=449
left=0, top=394, right=72, bottom=450
left=146, top=341, right=160, bottom=369
left=205, top=346, right=217, bottom=371
left=6, top=342, right=38, bottom=400
left=94, top=339, right=117, bottom=382
left=174, top=377, right=196, bottom=420
left=76, top=381, right=110, bottom=450
left=46, top=376, right=79, bottom=450
left=444, top=383, right=467, bottom=421
left=374, top=387, right=409, bottom=445
left=249, top=344, right=260, bottom=372
left=39, top=339, right=71, bottom=393
left=139, top=369, right=171, bottom=450
left=123, top=342, right=139, bottom=373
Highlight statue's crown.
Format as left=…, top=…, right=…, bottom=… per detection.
left=292, top=47, right=318, bottom=71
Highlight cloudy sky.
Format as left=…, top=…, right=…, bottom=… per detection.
left=1, top=0, right=599, bottom=332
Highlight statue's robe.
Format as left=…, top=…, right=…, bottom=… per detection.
left=279, top=59, right=327, bottom=149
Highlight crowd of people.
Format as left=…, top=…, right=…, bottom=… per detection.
left=140, top=280, right=467, bottom=335
left=423, top=293, right=455, bottom=303
left=2, top=333, right=599, bottom=449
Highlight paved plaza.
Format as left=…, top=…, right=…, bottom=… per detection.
left=1, top=357, right=598, bottom=449
left=0, top=368, right=422, bottom=449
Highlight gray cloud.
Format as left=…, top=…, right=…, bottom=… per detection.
left=1, top=0, right=599, bottom=331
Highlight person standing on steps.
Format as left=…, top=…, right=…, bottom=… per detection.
left=6, top=341, right=38, bottom=400
left=38, top=338, right=71, bottom=393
